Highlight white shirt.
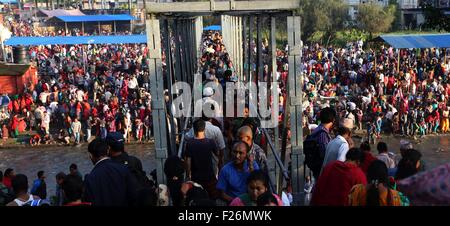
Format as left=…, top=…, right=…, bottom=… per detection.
left=321, top=135, right=349, bottom=171
left=39, top=92, right=49, bottom=104
left=105, top=91, right=112, bottom=102
left=76, top=90, right=84, bottom=102
left=281, top=192, right=291, bottom=206
left=128, top=77, right=138, bottom=89
left=377, top=153, right=396, bottom=169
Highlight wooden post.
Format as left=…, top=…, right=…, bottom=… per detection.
left=65, top=22, right=68, bottom=35
left=98, top=21, right=101, bottom=34
left=82, top=22, right=85, bottom=35
left=114, top=21, right=117, bottom=34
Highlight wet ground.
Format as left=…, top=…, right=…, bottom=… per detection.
left=0, top=135, right=449, bottom=199
left=0, top=143, right=156, bottom=198
left=352, top=134, right=450, bottom=169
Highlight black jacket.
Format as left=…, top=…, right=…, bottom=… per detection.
left=83, top=158, right=138, bottom=206
left=111, top=152, right=152, bottom=188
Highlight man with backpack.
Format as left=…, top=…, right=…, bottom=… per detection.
left=303, top=107, right=336, bottom=180
left=106, top=132, right=153, bottom=189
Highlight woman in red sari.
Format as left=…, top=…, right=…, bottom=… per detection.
left=10, top=115, right=21, bottom=138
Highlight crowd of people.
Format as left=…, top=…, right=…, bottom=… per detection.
left=0, top=20, right=154, bottom=146
left=301, top=42, right=450, bottom=142
left=0, top=133, right=158, bottom=206
left=2, top=17, right=134, bottom=37
left=1, top=16, right=450, bottom=206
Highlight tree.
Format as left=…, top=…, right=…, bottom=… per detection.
left=421, top=2, right=450, bottom=32
left=297, top=0, right=349, bottom=45
left=388, top=0, right=402, bottom=30
left=357, top=3, right=396, bottom=37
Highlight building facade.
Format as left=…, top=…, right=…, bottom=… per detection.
left=400, top=0, right=450, bottom=29
left=346, top=0, right=390, bottom=20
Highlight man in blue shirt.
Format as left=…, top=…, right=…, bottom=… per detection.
left=216, top=141, right=259, bottom=204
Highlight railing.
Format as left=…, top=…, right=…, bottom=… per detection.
left=177, top=113, right=191, bottom=158
left=247, top=100, right=290, bottom=195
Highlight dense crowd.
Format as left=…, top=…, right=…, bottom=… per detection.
left=0, top=41, right=154, bottom=146
left=1, top=18, right=450, bottom=206
left=301, top=42, right=450, bottom=141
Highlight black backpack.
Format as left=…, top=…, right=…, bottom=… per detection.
left=124, top=156, right=154, bottom=189
left=303, top=129, right=327, bottom=175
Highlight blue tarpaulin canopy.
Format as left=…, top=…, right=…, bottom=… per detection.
left=0, top=0, right=17, bottom=3
left=48, top=14, right=135, bottom=23
left=4, top=35, right=147, bottom=46
left=203, top=25, right=221, bottom=31
left=377, top=34, right=450, bottom=49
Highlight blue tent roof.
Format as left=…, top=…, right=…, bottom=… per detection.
left=0, top=0, right=17, bottom=3
left=52, top=14, right=135, bottom=22
left=203, top=25, right=221, bottom=31
left=379, top=34, right=450, bottom=49
left=4, top=35, right=147, bottom=46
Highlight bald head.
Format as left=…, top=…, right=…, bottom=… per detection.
left=237, top=126, right=253, bottom=146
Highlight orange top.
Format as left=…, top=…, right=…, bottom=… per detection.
left=348, top=184, right=402, bottom=206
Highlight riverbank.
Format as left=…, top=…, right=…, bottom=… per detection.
left=0, top=133, right=154, bottom=150
left=2, top=127, right=450, bottom=149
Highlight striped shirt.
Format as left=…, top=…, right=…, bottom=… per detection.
left=312, top=124, right=332, bottom=158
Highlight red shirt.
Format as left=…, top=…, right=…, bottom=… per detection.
left=360, top=152, right=377, bottom=175
left=311, top=161, right=367, bottom=206
left=3, top=176, right=12, bottom=189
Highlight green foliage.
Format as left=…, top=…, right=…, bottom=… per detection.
left=334, top=29, right=370, bottom=46
left=296, top=0, right=349, bottom=45
left=388, top=0, right=402, bottom=31
left=357, top=3, right=396, bottom=36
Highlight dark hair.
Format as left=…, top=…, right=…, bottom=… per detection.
left=395, top=149, right=422, bottom=180
left=56, top=172, right=66, bottom=181
left=12, top=174, right=28, bottom=194
left=4, top=168, right=13, bottom=177
left=377, top=142, right=388, bottom=154
left=88, top=138, right=109, bottom=158
left=0, top=170, right=3, bottom=181
left=337, top=126, right=351, bottom=136
left=185, top=187, right=209, bottom=206
left=345, top=148, right=364, bottom=163
left=164, top=155, right=185, bottom=179
left=360, top=141, right=371, bottom=152
left=69, top=163, right=78, bottom=170
left=37, top=171, right=44, bottom=179
left=62, top=175, right=84, bottom=203
left=366, top=160, right=389, bottom=206
left=247, top=170, right=270, bottom=189
left=189, top=198, right=216, bottom=206
left=193, top=119, right=206, bottom=135
left=319, top=107, right=336, bottom=124
left=256, top=191, right=279, bottom=206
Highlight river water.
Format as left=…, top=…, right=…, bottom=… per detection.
left=0, top=135, right=449, bottom=199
